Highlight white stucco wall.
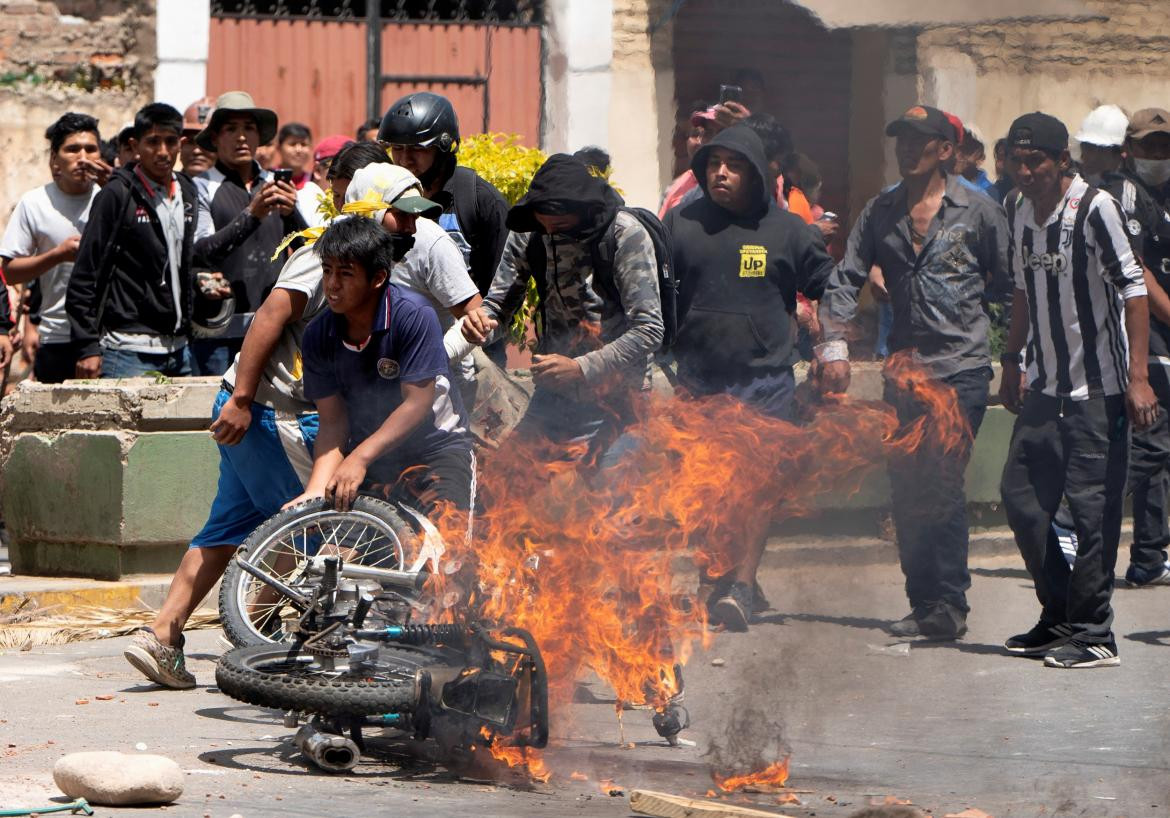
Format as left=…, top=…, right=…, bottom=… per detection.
left=155, top=0, right=210, bottom=111
left=541, top=0, right=614, bottom=156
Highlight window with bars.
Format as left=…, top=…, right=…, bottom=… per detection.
left=209, top=0, right=543, bottom=23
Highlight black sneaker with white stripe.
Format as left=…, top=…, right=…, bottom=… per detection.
left=1043, top=639, right=1120, bottom=668
left=1004, top=622, right=1073, bottom=655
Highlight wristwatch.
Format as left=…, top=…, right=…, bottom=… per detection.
left=1000, top=351, right=1022, bottom=365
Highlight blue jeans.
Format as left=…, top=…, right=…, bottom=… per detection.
left=189, top=337, right=243, bottom=377
left=885, top=366, right=991, bottom=614
left=101, top=345, right=194, bottom=378
left=875, top=301, right=893, bottom=358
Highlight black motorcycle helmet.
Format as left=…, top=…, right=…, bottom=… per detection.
left=377, top=91, right=460, bottom=153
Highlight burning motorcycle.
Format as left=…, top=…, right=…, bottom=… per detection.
left=214, top=496, right=548, bottom=773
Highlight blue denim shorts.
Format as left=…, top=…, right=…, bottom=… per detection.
left=190, top=389, right=319, bottom=548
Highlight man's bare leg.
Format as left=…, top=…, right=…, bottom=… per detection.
left=151, top=545, right=237, bottom=646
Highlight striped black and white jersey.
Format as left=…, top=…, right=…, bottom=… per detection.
left=1098, top=170, right=1170, bottom=371
left=1011, top=174, right=1146, bottom=400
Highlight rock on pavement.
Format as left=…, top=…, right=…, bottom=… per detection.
left=53, top=751, right=183, bottom=805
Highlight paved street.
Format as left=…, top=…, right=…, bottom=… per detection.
left=2, top=551, right=1169, bottom=818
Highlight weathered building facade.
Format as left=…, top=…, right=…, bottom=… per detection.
left=581, top=0, right=1170, bottom=217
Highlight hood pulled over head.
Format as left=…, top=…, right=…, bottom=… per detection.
left=690, top=124, right=772, bottom=213
left=507, top=153, right=623, bottom=238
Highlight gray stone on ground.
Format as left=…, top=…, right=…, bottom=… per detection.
left=53, top=750, right=183, bottom=805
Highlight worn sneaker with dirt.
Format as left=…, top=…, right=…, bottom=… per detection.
left=123, top=627, right=196, bottom=689
left=709, top=581, right=753, bottom=632
left=887, top=610, right=923, bottom=638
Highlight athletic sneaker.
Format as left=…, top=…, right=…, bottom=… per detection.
left=123, top=627, right=196, bottom=689
left=709, top=581, right=753, bottom=632
left=1123, top=562, right=1170, bottom=588
left=1043, top=639, right=1120, bottom=668
left=1004, top=621, right=1073, bottom=655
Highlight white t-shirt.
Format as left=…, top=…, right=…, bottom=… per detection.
left=391, top=217, right=479, bottom=383
left=391, top=217, right=478, bottom=332
left=223, top=243, right=327, bottom=413
left=296, top=181, right=328, bottom=228
left=0, top=182, right=97, bottom=344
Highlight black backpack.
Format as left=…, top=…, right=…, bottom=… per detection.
left=524, top=206, right=678, bottom=350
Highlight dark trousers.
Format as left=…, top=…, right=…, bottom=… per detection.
left=1127, top=366, right=1170, bottom=574
left=1001, top=392, right=1128, bottom=643
left=884, top=366, right=991, bottom=614
left=32, top=341, right=82, bottom=383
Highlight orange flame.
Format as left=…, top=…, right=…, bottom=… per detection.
left=714, top=759, right=790, bottom=793
left=428, top=352, right=969, bottom=780
left=598, top=779, right=623, bottom=796
left=478, top=726, right=552, bottom=783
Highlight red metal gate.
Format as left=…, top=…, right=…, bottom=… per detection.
left=207, top=17, right=543, bottom=146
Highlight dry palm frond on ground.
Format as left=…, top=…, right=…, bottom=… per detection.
left=0, top=600, right=219, bottom=651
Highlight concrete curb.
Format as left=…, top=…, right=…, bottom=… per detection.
left=0, top=573, right=199, bottom=616
left=761, top=528, right=1022, bottom=569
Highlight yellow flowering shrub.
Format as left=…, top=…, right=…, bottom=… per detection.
left=458, top=133, right=548, bottom=349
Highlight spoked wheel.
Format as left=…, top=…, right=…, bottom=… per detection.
left=219, top=497, right=419, bottom=648
left=215, top=643, right=440, bottom=718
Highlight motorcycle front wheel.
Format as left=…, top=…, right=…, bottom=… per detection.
left=218, top=496, right=417, bottom=648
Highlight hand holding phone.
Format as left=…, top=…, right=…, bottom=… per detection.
left=719, top=84, right=743, bottom=105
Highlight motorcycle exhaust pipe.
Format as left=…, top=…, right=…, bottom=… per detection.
left=294, top=723, right=359, bottom=773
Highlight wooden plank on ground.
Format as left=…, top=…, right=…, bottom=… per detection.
left=629, top=789, right=798, bottom=818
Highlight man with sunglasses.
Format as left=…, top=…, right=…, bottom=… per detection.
left=998, top=112, right=1157, bottom=668
left=817, top=105, right=1010, bottom=642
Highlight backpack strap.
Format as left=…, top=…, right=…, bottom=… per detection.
left=587, top=214, right=622, bottom=306
left=451, top=166, right=477, bottom=237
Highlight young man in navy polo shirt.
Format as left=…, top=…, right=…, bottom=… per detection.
left=295, top=216, right=474, bottom=522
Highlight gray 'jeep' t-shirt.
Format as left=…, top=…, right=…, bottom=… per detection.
left=223, top=243, right=327, bottom=413
left=0, top=182, right=97, bottom=344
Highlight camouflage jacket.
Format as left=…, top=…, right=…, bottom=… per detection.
left=483, top=211, right=664, bottom=390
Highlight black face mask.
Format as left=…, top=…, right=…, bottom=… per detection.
left=389, top=233, right=416, bottom=262
left=418, top=151, right=456, bottom=191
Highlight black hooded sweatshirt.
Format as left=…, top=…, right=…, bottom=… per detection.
left=663, top=125, right=834, bottom=388
left=482, top=154, right=663, bottom=391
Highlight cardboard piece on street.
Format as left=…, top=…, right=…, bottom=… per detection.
left=630, top=789, right=798, bottom=818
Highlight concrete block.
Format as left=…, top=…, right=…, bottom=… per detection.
left=122, top=432, right=218, bottom=543
left=0, top=380, right=223, bottom=579
left=2, top=431, right=125, bottom=544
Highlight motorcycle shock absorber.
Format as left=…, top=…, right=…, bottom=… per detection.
left=359, top=623, right=470, bottom=647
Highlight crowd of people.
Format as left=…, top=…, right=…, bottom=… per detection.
left=3, top=76, right=1169, bottom=688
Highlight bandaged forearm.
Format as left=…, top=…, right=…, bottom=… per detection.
left=815, top=339, right=849, bottom=363
left=444, top=318, right=476, bottom=362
